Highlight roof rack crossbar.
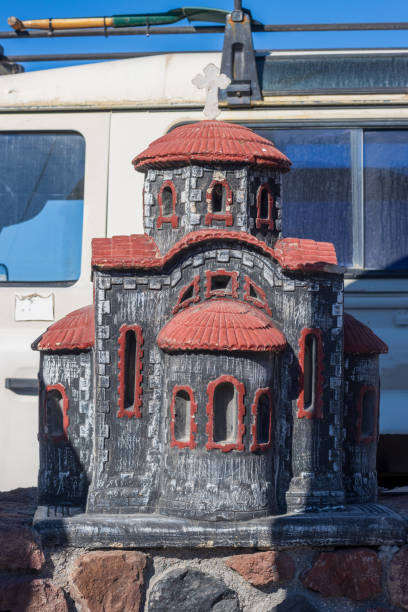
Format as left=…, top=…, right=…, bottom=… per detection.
left=1, top=21, right=408, bottom=39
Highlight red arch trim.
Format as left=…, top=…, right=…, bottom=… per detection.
left=243, top=276, right=272, bottom=316
left=297, top=328, right=324, bottom=419
left=205, top=179, right=233, bottom=227
left=45, top=383, right=69, bottom=442
left=256, top=183, right=275, bottom=230
left=172, top=276, right=200, bottom=314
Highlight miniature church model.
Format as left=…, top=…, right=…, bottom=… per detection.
left=32, top=119, right=388, bottom=520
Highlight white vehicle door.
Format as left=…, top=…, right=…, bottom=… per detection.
left=0, top=112, right=110, bottom=490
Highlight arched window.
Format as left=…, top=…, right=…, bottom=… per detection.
left=172, top=276, right=200, bottom=313
left=256, top=183, right=275, bottom=230
left=205, top=269, right=239, bottom=299
left=170, top=385, right=197, bottom=449
left=45, top=384, right=69, bottom=442
left=157, top=180, right=178, bottom=229
left=357, top=386, right=378, bottom=444
left=205, top=179, right=233, bottom=226
left=243, top=276, right=272, bottom=315
left=206, top=376, right=245, bottom=451
left=297, top=328, right=324, bottom=419
left=117, top=324, right=143, bottom=418
left=251, top=388, right=272, bottom=452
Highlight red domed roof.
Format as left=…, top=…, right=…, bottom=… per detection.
left=157, top=299, right=286, bottom=353
left=344, top=313, right=388, bottom=355
left=132, top=121, right=291, bottom=172
left=32, top=305, right=94, bottom=352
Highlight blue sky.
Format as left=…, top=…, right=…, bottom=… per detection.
left=1, top=0, right=407, bottom=71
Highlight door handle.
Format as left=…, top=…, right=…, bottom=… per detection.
left=5, top=378, right=38, bottom=396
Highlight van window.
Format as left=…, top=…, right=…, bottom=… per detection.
left=0, top=132, right=85, bottom=282
left=364, top=130, right=408, bottom=271
left=257, top=128, right=408, bottom=273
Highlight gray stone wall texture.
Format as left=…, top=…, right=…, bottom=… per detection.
left=343, top=354, right=380, bottom=504
left=143, top=166, right=282, bottom=253
left=87, top=238, right=346, bottom=518
left=38, top=352, right=94, bottom=507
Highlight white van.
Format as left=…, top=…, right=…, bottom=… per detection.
left=1, top=48, right=407, bottom=489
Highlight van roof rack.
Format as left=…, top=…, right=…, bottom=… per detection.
left=1, top=1, right=408, bottom=105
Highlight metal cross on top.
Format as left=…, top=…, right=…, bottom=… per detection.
left=192, top=63, right=231, bottom=119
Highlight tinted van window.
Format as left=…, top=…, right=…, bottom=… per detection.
left=364, top=130, right=408, bottom=271
left=0, top=132, right=85, bottom=282
left=258, top=127, right=408, bottom=273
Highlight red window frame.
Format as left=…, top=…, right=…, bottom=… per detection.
left=256, top=183, right=275, bottom=230
left=297, top=328, right=324, bottom=419
left=356, top=385, right=379, bottom=444
left=117, top=324, right=144, bottom=419
left=243, top=276, right=272, bottom=315
left=250, top=388, right=273, bottom=452
left=157, top=180, right=178, bottom=229
left=170, top=385, right=198, bottom=449
left=205, top=269, right=239, bottom=299
left=205, top=375, right=245, bottom=452
left=44, top=383, right=69, bottom=442
left=172, top=275, right=200, bottom=314
left=205, top=179, right=233, bottom=227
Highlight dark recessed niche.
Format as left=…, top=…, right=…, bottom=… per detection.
left=303, top=333, right=317, bottom=410
left=162, top=186, right=174, bottom=217
left=181, top=284, right=194, bottom=303
left=256, top=393, right=271, bottom=445
left=249, top=284, right=258, bottom=298
left=212, top=183, right=226, bottom=213
left=124, top=329, right=137, bottom=409
left=260, top=187, right=269, bottom=219
left=361, top=389, right=377, bottom=438
left=211, top=275, right=231, bottom=292
left=46, top=389, right=64, bottom=438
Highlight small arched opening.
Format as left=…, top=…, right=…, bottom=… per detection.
left=206, top=376, right=245, bottom=451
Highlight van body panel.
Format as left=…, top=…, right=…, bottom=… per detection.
left=0, top=112, right=110, bottom=489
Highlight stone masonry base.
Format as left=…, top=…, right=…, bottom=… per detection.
left=1, top=489, right=408, bottom=611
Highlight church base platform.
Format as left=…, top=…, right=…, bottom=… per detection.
left=33, top=503, right=407, bottom=549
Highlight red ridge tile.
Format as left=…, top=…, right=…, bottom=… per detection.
left=92, top=230, right=338, bottom=273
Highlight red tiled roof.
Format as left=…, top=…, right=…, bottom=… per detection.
left=92, top=230, right=338, bottom=273
left=157, top=299, right=286, bottom=353
left=344, top=313, right=388, bottom=355
left=92, top=234, right=160, bottom=269
left=32, top=305, right=94, bottom=352
left=273, top=238, right=338, bottom=271
left=132, top=121, right=291, bottom=172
